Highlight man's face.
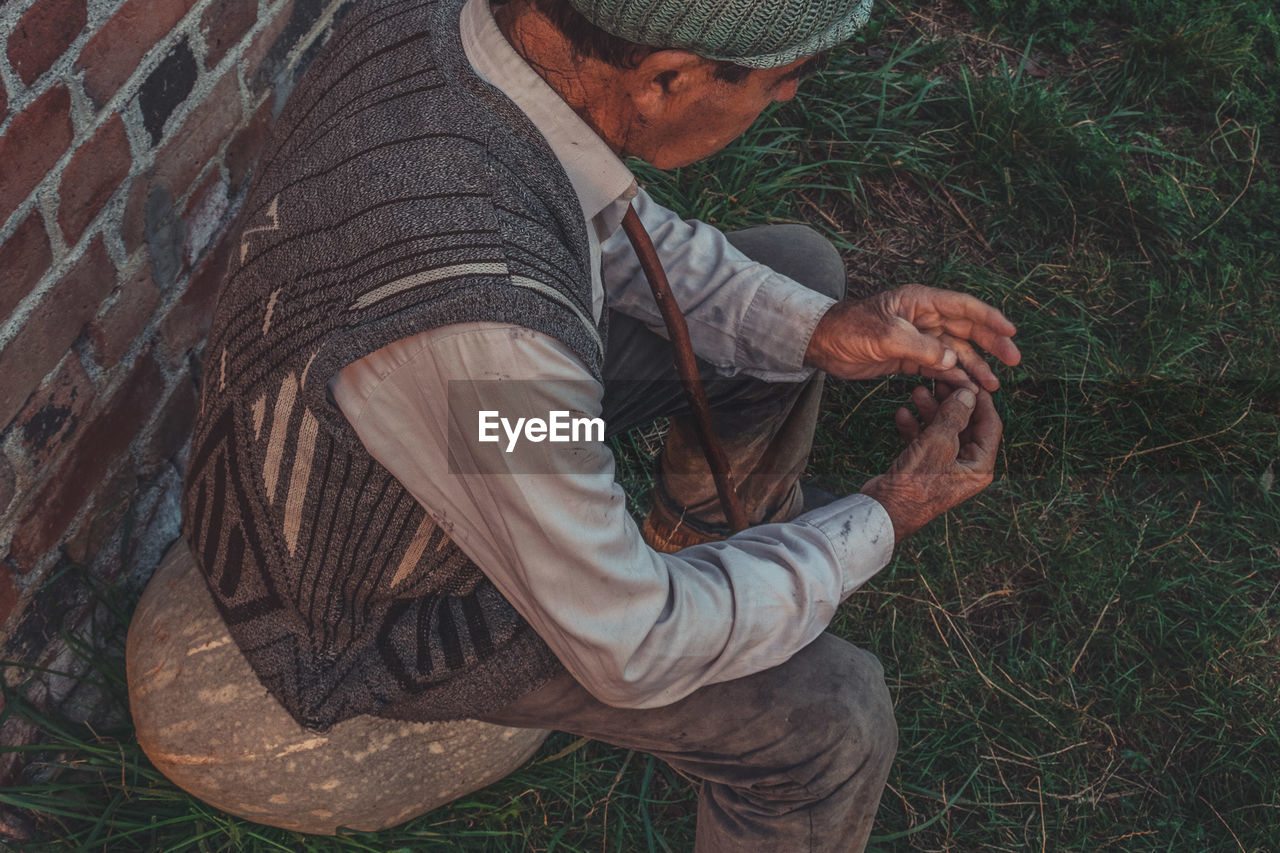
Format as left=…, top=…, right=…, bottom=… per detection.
left=635, top=54, right=822, bottom=169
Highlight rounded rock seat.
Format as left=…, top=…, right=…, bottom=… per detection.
left=126, top=541, right=548, bottom=835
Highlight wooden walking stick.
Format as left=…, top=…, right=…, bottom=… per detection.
left=620, top=205, right=750, bottom=534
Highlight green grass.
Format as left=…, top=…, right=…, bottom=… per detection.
left=3, top=0, right=1278, bottom=849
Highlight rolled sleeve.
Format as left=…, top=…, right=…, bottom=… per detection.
left=792, top=494, right=896, bottom=599
left=737, top=269, right=836, bottom=378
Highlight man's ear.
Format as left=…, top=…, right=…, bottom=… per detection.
left=626, top=49, right=712, bottom=118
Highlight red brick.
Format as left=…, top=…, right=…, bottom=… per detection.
left=227, top=96, right=272, bottom=193
left=0, top=564, right=19, bottom=628
left=140, top=372, right=195, bottom=472
left=159, top=236, right=229, bottom=361
left=0, top=237, right=116, bottom=430
left=57, top=115, right=133, bottom=246
left=7, top=0, right=88, bottom=86
left=151, top=70, right=240, bottom=199
left=7, top=351, right=163, bottom=571
left=0, top=211, right=53, bottom=321
left=201, top=0, right=258, bottom=68
left=0, top=86, right=74, bottom=227
left=243, top=0, right=293, bottom=90
left=121, top=177, right=149, bottom=255
left=183, top=171, right=228, bottom=263
left=75, top=0, right=200, bottom=107
left=88, top=258, right=162, bottom=368
left=64, top=467, right=138, bottom=565
left=188, top=169, right=222, bottom=214
left=13, top=355, right=96, bottom=473
left=0, top=452, right=14, bottom=518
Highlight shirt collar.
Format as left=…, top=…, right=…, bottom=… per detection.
left=459, top=0, right=638, bottom=222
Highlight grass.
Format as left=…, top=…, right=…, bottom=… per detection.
left=3, top=0, right=1278, bottom=848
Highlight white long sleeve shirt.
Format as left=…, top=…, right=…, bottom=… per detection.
left=327, top=0, right=894, bottom=709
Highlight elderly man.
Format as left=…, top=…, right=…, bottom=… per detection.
left=170, top=0, right=1019, bottom=848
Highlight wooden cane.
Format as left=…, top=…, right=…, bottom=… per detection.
left=620, top=205, right=749, bottom=534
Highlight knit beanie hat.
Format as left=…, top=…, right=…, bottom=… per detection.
left=566, top=0, right=875, bottom=68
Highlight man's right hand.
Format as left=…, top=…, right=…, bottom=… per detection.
left=859, top=384, right=1003, bottom=543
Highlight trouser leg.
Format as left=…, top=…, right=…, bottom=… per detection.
left=601, top=224, right=848, bottom=549
left=478, top=633, right=897, bottom=852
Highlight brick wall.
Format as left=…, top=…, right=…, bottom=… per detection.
left=0, top=0, right=351, bottom=779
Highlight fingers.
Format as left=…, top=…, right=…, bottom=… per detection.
left=958, top=389, right=1002, bottom=473
left=928, top=386, right=977, bottom=441
left=900, top=286, right=1023, bottom=367
left=895, top=384, right=947, bottom=445
left=921, top=365, right=980, bottom=394
left=926, top=288, right=1016, bottom=338
left=868, top=385, right=1002, bottom=542
left=945, top=335, right=1001, bottom=391
left=912, top=384, right=940, bottom=424
left=901, top=385, right=1000, bottom=466
left=935, top=317, right=1021, bottom=368
left=886, top=318, right=956, bottom=372
left=894, top=406, right=919, bottom=441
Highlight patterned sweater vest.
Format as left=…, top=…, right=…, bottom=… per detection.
left=182, top=0, right=606, bottom=729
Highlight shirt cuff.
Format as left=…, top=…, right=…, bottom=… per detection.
left=736, top=270, right=837, bottom=373
left=794, top=493, right=895, bottom=600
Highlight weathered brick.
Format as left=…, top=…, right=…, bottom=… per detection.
left=201, top=0, right=258, bottom=68
left=1, top=80, right=8, bottom=118
left=0, top=237, right=115, bottom=430
left=244, top=0, right=296, bottom=92
left=2, top=559, right=85, bottom=666
left=7, top=351, right=163, bottom=571
left=121, top=177, right=149, bottom=255
left=125, top=178, right=182, bottom=290
left=227, top=95, right=273, bottom=193
left=143, top=184, right=184, bottom=289
left=183, top=171, right=228, bottom=265
left=0, top=564, right=19, bottom=628
left=75, top=0, right=200, bottom=107
left=140, top=372, right=195, bottom=472
left=139, top=38, right=197, bottom=145
left=87, top=258, right=162, bottom=368
left=13, top=355, right=96, bottom=473
left=7, top=0, right=88, bottom=86
left=151, top=70, right=240, bottom=200
left=64, top=467, right=139, bottom=565
left=0, top=718, right=40, bottom=795
left=159, top=236, right=229, bottom=362
left=0, top=86, right=74, bottom=227
left=57, top=115, right=132, bottom=246
left=0, top=211, right=53, bottom=322
left=0, top=452, right=14, bottom=518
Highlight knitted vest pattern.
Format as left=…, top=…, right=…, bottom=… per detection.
left=182, top=0, right=604, bottom=730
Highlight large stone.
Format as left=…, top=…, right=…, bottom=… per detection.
left=126, top=541, right=548, bottom=835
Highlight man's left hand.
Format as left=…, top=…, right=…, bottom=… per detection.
left=804, top=284, right=1021, bottom=392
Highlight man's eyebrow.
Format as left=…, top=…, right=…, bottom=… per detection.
left=778, top=50, right=830, bottom=83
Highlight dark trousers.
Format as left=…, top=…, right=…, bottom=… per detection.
left=480, top=225, right=898, bottom=852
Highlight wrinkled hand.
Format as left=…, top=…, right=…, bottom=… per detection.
left=804, top=284, right=1021, bottom=392
left=860, top=383, right=1002, bottom=542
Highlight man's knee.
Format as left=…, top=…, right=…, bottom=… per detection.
left=726, top=223, right=847, bottom=303
left=788, top=638, right=897, bottom=798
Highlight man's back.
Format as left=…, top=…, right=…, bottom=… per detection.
left=183, top=0, right=602, bottom=731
